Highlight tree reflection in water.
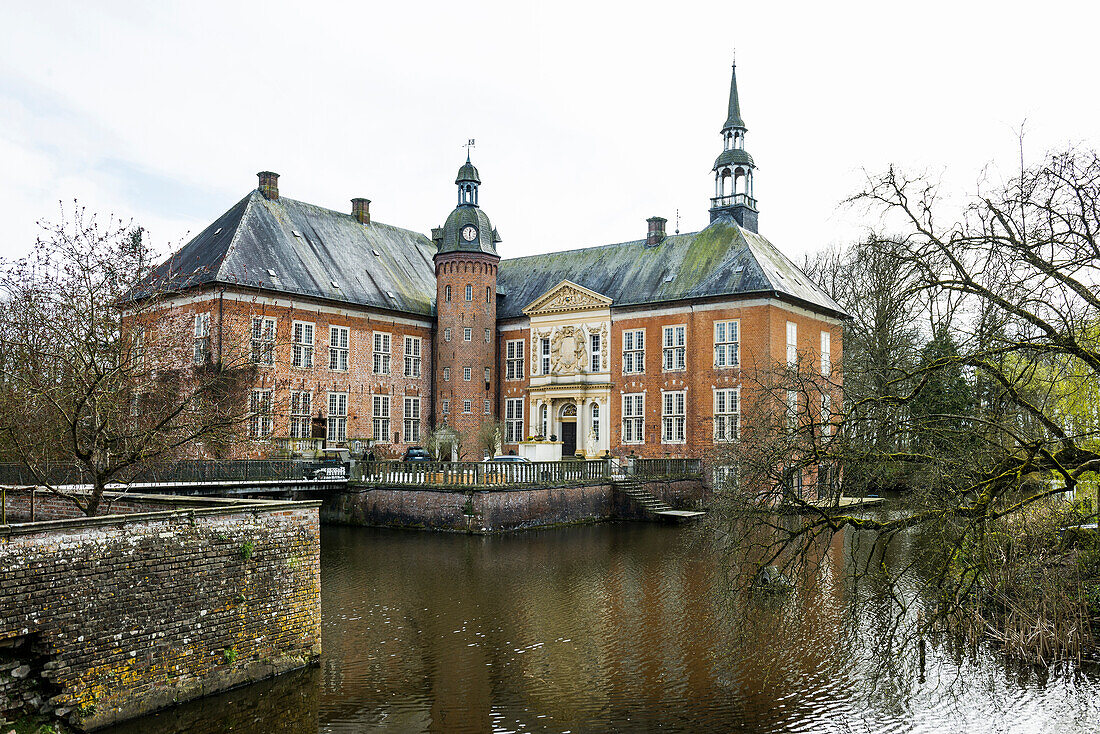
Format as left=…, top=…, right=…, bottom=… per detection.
left=104, top=520, right=1099, bottom=733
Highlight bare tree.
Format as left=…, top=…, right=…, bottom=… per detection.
left=721, top=148, right=1100, bottom=664
left=0, top=205, right=257, bottom=516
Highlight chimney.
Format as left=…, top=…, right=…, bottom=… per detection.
left=646, top=216, right=667, bottom=246
left=257, top=171, right=280, bottom=200
left=351, top=198, right=371, bottom=225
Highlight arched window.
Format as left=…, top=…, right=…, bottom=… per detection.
left=591, top=402, right=600, bottom=442
left=445, top=285, right=451, bottom=302
left=465, top=284, right=473, bottom=301
left=486, top=286, right=492, bottom=302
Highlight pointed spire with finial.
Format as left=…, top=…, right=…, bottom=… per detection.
left=723, top=56, right=746, bottom=132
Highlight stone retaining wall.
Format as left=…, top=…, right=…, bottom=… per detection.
left=322, top=479, right=706, bottom=533
left=0, top=490, right=321, bottom=731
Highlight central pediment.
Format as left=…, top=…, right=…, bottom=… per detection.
left=522, top=280, right=612, bottom=316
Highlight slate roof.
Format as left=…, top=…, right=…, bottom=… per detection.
left=135, top=190, right=437, bottom=316
left=496, top=216, right=846, bottom=320
left=140, top=188, right=844, bottom=323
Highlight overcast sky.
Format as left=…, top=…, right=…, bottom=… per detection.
left=2, top=1, right=1097, bottom=266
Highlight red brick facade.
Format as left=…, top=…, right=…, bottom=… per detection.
left=433, top=251, right=499, bottom=443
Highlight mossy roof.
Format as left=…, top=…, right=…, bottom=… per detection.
left=496, top=217, right=846, bottom=319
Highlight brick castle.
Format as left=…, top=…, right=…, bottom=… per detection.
left=139, top=62, right=846, bottom=464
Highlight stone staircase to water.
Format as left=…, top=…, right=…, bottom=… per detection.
left=613, top=478, right=704, bottom=522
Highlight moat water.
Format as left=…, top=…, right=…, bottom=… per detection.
left=107, top=519, right=1099, bottom=733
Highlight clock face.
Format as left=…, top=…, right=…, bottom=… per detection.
left=461, top=225, right=478, bottom=242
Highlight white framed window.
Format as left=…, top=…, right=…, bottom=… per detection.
left=486, top=286, right=492, bottom=303
left=463, top=366, right=472, bottom=381
left=590, top=332, right=601, bottom=372
left=786, top=321, right=798, bottom=366
left=786, top=390, right=798, bottom=431
left=821, top=392, right=832, bottom=437
left=622, top=394, right=644, bottom=444
left=662, top=325, right=686, bottom=371
left=292, top=321, right=314, bottom=369
left=713, top=465, right=738, bottom=491
left=506, top=339, right=524, bottom=380
left=445, top=284, right=451, bottom=302
left=539, top=404, right=549, bottom=437
left=463, top=399, right=472, bottom=414
left=329, top=325, right=349, bottom=371
left=714, top=320, right=739, bottom=368
left=133, top=327, right=146, bottom=370
left=540, top=337, right=551, bottom=375
left=327, top=392, right=348, bottom=442
left=372, top=394, right=390, bottom=442
left=505, top=398, right=524, bottom=443
left=250, top=317, right=275, bottom=365
left=443, top=367, right=450, bottom=381
left=289, top=390, right=312, bottom=439
left=714, top=387, right=740, bottom=442
left=193, top=312, right=210, bottom=365
left=442, top=399, right=450, bottom=416
left=373, top=332, right=391, bottom=375
left=249, top=389, right=273, bottom=438
left=485, top=328, right=491, bottom=343
left=662, top=390, right=686, bottom=443
left=465, top=283, right=473, bottom=301
left=403, top=397, right=421, bottom=443
left=484, top=367, right=491, bottom=383
left=463, top=327, right=472, bottom=342
left=821, top=330, right=832, bottom=376
left=484, top=399, right=491, bottom=415
left=591, top=402, right=600, bottom=442
left=404, top=336, right=421, bottom=377
left=623, top=329, right=645, bottom=374
left=444, top=327, right=452, bottom=342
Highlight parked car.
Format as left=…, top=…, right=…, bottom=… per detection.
left=402, top=447, right=432, bottom=462
left=483, top=455, right=531, bottom=463
left=307, top=447, right=350, bottom=480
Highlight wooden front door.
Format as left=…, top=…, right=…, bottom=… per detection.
left=561, top=422, right=577, bottom=457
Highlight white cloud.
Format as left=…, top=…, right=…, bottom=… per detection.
left=1, top=0, right=1097, bottom=264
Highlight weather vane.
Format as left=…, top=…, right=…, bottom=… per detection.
left=464, top=139, right=476, bottom=158
left=675, top=208, right=681, bottom=235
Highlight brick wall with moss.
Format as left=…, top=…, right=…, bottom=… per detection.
left=0, top=495, right=321, bottom=731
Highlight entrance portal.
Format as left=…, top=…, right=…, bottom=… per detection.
left=561, top=422, right=577, bottom=457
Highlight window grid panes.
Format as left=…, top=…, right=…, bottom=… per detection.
left=372, top=395, right=390, bottom=442
left=662, top=391, right=686, bottom=443
left=329, top=325, right=349, bottom=371
left=505, top=398, right=523, bottom=443
left=714, top=320, right=739, bottom=368
left=623, top=329, right=645, bottom=374
left=292, top=321, right=314, bottom=369
left=714, top=387, right=740, bottom=442
left=404, top=336, right=421, bottom=377
left=251, top=317, right=275, bottom=365
left=289, top=390, right=312, bottom=439
left=249, top=389, right=273, bottom=438
left=373, top=332, right=391, bottom=375
left=403, top=397, right=421, bottom=443
left=506, top=339, right=524, bottom=379
left=663, top=326, right=686, bottom=371
left=622, top=394, right=644, bottom=444
left=327, top=392, right=348, bottom=442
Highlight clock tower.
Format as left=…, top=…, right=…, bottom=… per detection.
left=431, top=154, right=502, bottom=454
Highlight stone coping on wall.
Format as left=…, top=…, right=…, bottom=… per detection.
left=0, top=489, right=321, bottom=538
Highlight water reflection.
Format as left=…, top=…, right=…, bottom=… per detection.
left=105, top=520, right=1099, bottom=733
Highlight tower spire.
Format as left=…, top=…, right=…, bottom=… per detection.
left=709, top=58, right=758, bottom=232
left=723, top=58, right=746, bottom=132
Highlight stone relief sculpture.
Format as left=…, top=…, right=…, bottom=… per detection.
left=551, top=326, right=587, bottom=375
